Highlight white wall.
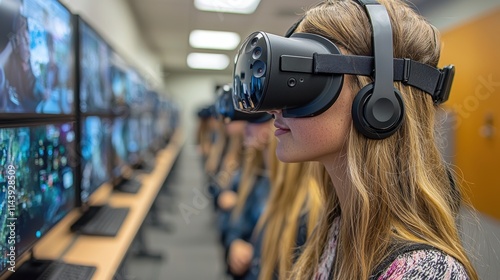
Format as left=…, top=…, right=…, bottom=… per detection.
left=60, top=0, right=163, bottom=89
left=165, top=74, right=232, bottom=143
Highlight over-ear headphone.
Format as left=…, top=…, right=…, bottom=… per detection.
left=233, top=0, right=455, bottom=140
left=350, top=0, right=404, bottom=139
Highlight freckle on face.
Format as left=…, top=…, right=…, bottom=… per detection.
left=274, top=84, right=353, bottom=163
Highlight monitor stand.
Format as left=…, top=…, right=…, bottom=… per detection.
left=135, top=151, right=156, bottom=173
left=112, top=165, right=143, bottom=194
left=114, top=176, right=143, bottom=194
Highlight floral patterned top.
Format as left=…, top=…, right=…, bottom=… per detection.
left=313, top=217, right=469, bottom=280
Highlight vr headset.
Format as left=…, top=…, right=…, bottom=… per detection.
left=197, top=105, right=216, bottom=119
left=215, top=84, right=273, bottom=123
left=232, top=0, right=455, bottom=139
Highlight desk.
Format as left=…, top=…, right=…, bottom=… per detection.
left=1, top=128, right=184, bottom=280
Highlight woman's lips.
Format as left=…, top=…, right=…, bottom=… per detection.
left=274, top=128, right=290, bottom=136
left=274, top=121, right=290, bottom=136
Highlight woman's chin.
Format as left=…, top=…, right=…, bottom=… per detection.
left=276, top=147, right=311, bottom=163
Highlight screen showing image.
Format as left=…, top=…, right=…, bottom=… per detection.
left=153, top=98, right=172, bottom=149
left=78, top=18, right=113, bottom=114
left=111, top=116, right=129, bottom=179
left=137, top=90, right=157, bottom=152
left=125, top=69, right=146, bottom=115
left=80, top=116, right=112, bottom=203
left=0, top=0, right=74, bottom=116
left=110, top=51, right=128, bottom=111
left=0, top=122, right=76, bottom=273
left=139, top=112, right=154, bottom=153
left=125, top=117, right=141, bottom=167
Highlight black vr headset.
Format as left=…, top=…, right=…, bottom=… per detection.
left=215, top=84, right=273, bottom=123
left=232, top=0, right=455, bottom=139
left=197, top=105, right=216, bottom=119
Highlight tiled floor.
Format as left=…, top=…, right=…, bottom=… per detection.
left=122, top=143, right=500, bottom=280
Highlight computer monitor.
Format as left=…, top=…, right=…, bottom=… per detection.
left=0, top=0, right=75, bottom=119
left=0, top=121, right=76, bottom=276
left=109, top=50, right=129, bottom=116
left=125, top=69, right=146, bottom=116
left=163, top=98, right=180, bottom=142
left=139, top=112, right=154, bottom=153
left=77, top=17, right=113, bottom=115
left=124, top=116, right=142, bottom=168
left=150, top=95, right=170, bottom=151
left=110, top=115, right=131, bottom=184
left=139, top=90, right=157, bottom=152
left=79, top=116, right=112, bottom=204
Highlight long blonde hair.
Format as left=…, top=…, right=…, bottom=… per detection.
left=204, top=118, right=227, bottom=176
left=290, top=1, right=478, bottom=279
left=231, top=119, right=272, bottom=218
left=196, top=117, right=211, bottom=158
left=215, top=123, right=245, bottom=190
left=257, top=134, right=324, bottom=280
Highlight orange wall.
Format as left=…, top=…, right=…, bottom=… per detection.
left=439, top=8, right=500, bottom=220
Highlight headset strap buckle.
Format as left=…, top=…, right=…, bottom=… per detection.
left=433, top=65, right=455, bottom=104
left=402, top=58, right=412, bottom=84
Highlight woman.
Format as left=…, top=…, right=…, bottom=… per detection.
left=235, top=0, right=477, bottom=279
left=225, top=119, right=273, bottom=278
left=209, top=119, right=246, bottom=207
left=195, top=106, right=215, bottom=162
left=253, top=140, right=324, bottom=280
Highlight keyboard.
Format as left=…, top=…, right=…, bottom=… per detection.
left=114, top=178, right=142, bottom=194
left=71, top=205, right=130, bottom=237
left=135, top=161, right=155, bottom=173
left=7, top=260, right=96, bottom=280
left=37, top=262, right=96, bottom=280
left=135, top=153, right=156, bottom=173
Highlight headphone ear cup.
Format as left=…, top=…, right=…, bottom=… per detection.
left=352, top=83, right=405, bottom=139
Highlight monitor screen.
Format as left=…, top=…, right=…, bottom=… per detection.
left=162, top=98, right=179, bottom=141
left=125, top=69, right=146, bottom=115
left=111, top=116, right=129, bottom=181
left=149, top=94, right=169, bottom=151
left=139, top=112, right=154, bottom=153
left=138, top=90, right=157, bottom=152
left=80, top=116, right=112, bottom=203
left=78, top=18, right=113, bottom=115
left=0, top=0, right=75, bottom=117
left=124, top=116, right=141, bottom=167
left=109, top=50, right=128, bottom=111
left=0, top=122, right=76, bottom=274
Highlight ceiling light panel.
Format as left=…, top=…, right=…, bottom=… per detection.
left=189, top=30, right=241, bottom=50
left=187, top=53, right=230, bottom=70
left=194, top=0, right=261, bottom=14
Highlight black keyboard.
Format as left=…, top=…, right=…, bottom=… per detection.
left=114, top=178, right=142, bottom=194
left=37, top=262, right=96, bottom=280
left=135, top=162, right=155, bottom=173
left=7, top=260, right=96, bottom=280
left=71, top=205, right=129, bottom=237
left=135, top=154, right=156, bottom=173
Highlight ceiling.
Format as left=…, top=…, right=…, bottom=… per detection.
left=124, top=0, right=441, bottom=76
